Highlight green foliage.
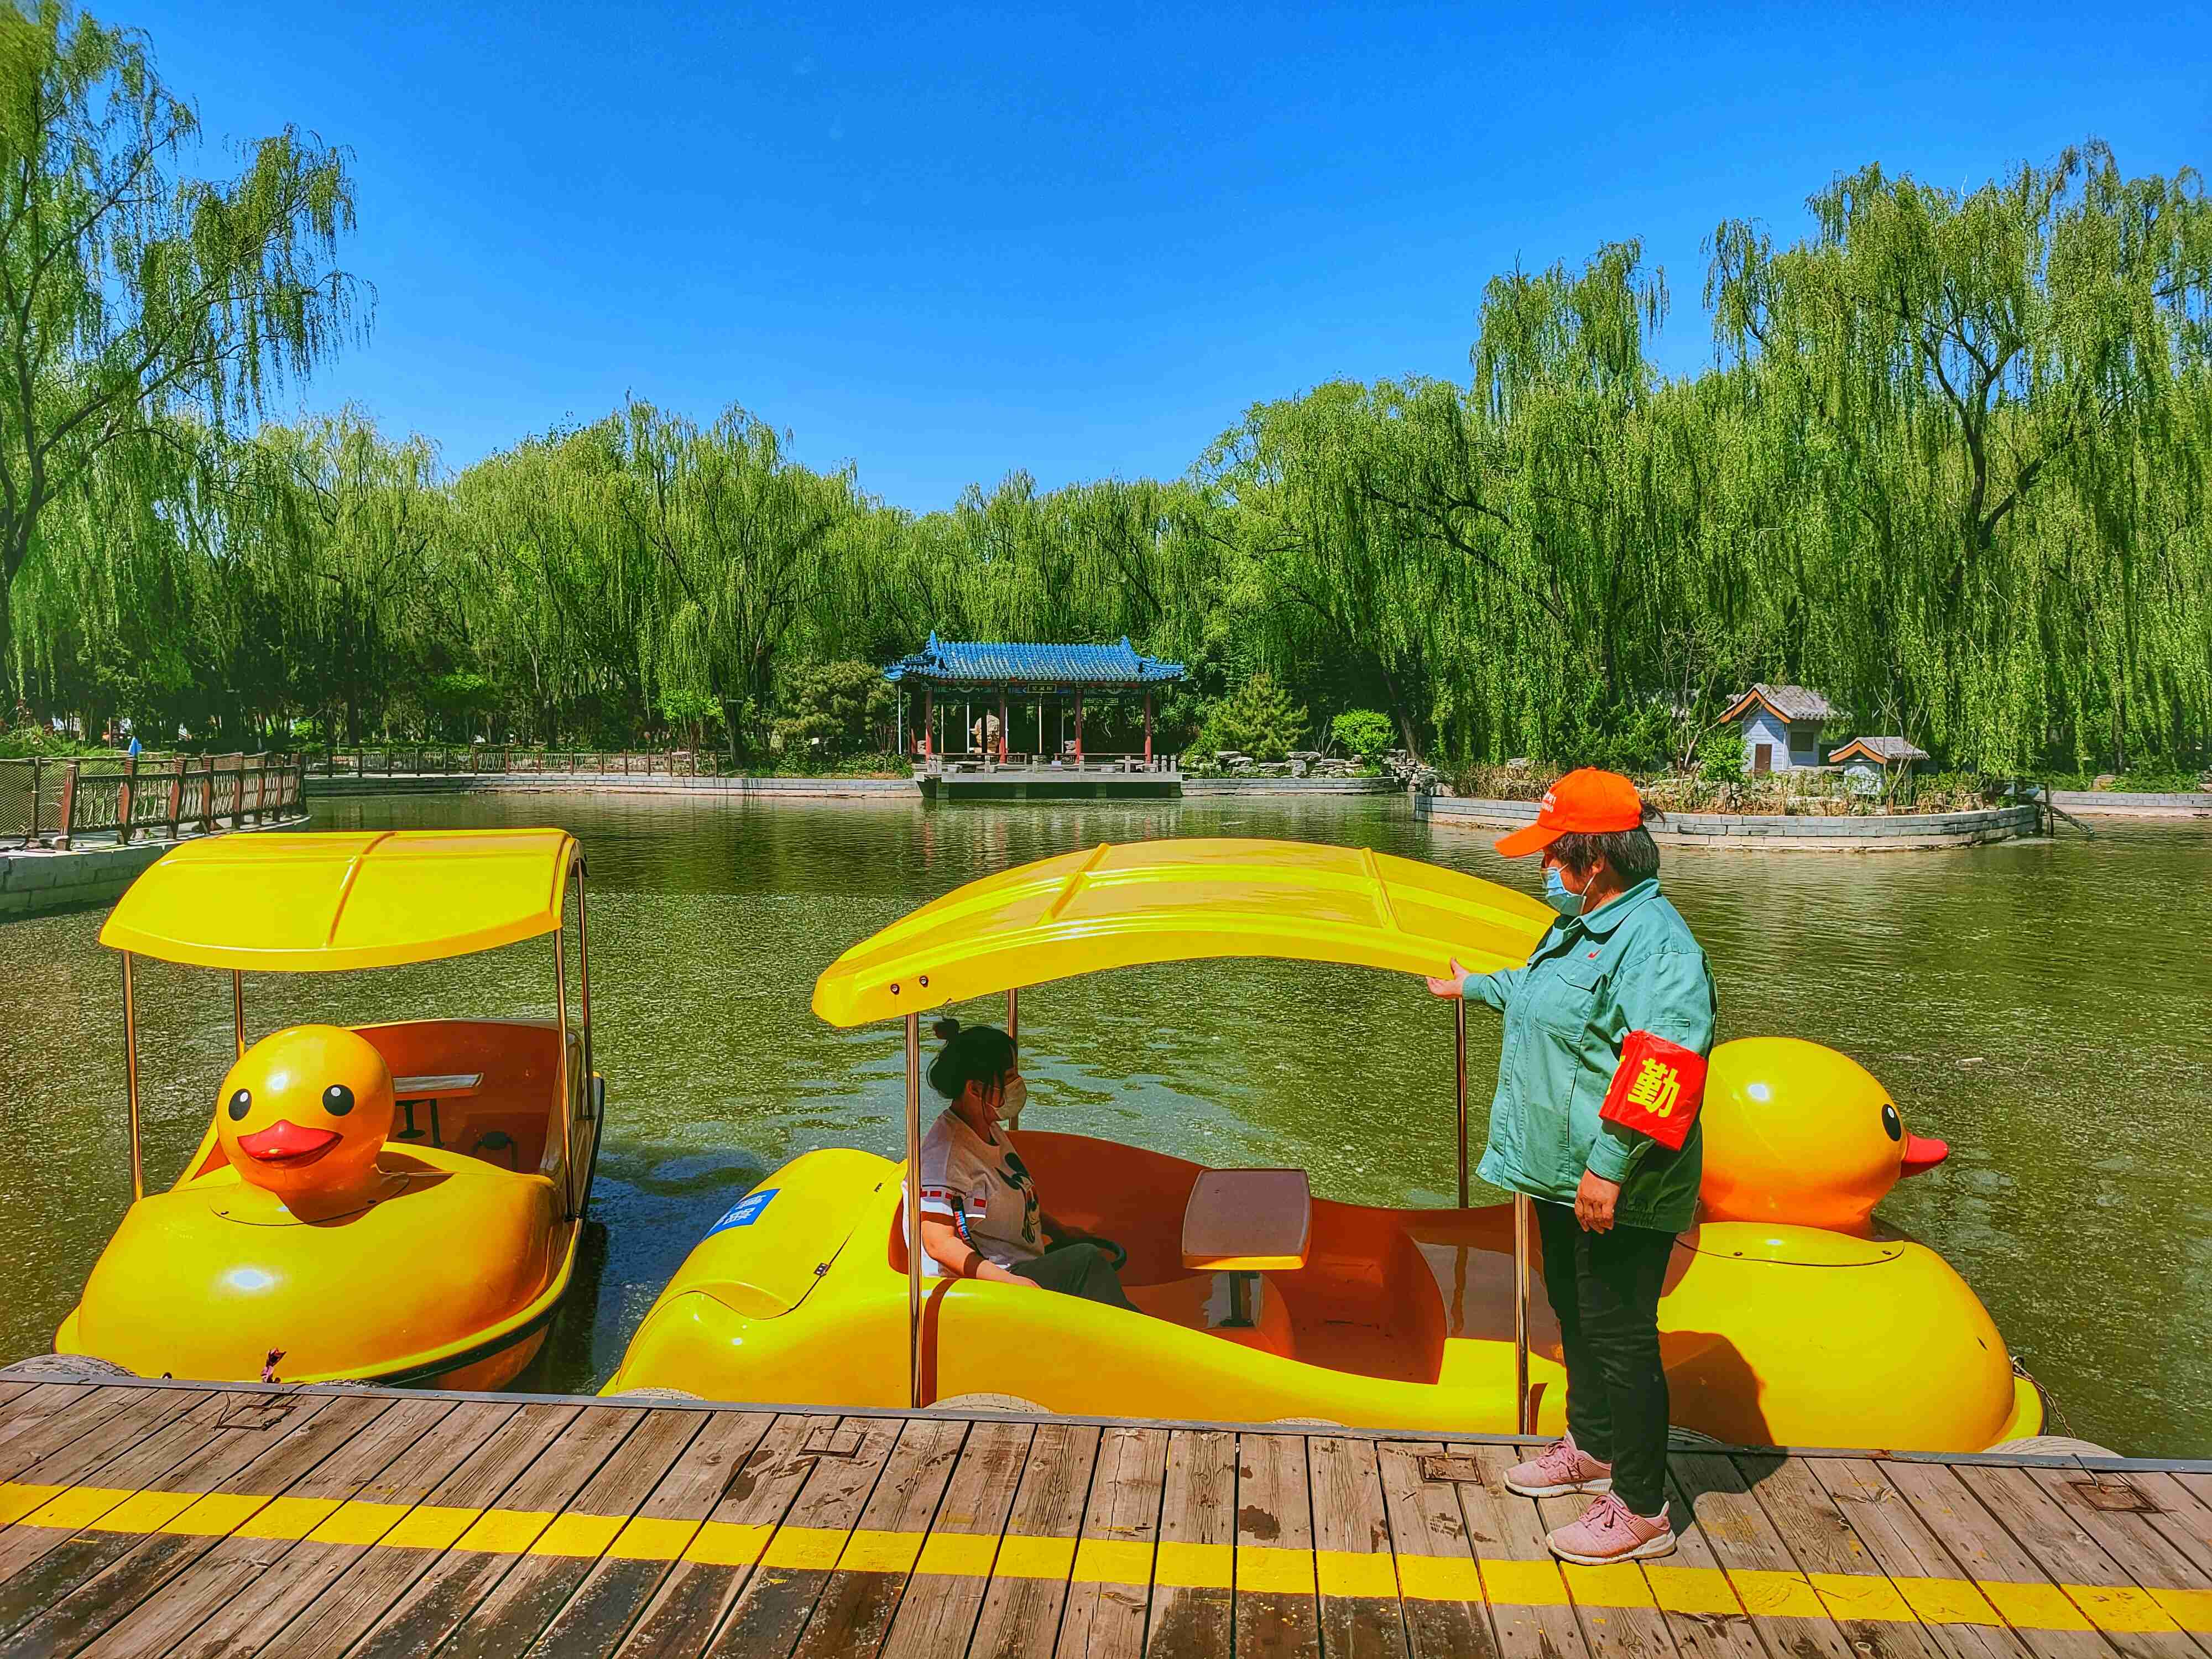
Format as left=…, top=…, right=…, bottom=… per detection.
left=657, top=686, right=725, bottom=750
left=771, top=659, right=893, bottom=761
left=1331, top=709, right=1395, bottom=764
left=1, top=73, right=2208, bottom=780
left=1197, top=672, right=1309, bottom=761
left=1698, top=724, right=1748, bottom=781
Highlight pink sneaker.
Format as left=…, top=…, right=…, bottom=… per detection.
left=1546, top=1494, right=1676, bottom=1564
left=1503, top=1433, right=1613, bottom=1498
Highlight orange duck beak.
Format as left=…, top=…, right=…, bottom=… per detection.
left=236, top=1120, right=342, bottom=1167
left=1900, top=1134, right=1949, bottom=1177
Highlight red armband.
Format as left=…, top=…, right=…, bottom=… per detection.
left=1599, top=1031, right=1707, bottom=1150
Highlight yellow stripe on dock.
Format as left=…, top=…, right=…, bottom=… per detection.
left=4, top=1479, right=2211, bottom=1635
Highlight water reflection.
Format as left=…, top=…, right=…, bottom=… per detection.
left=0, top=791, right=2204, bottom=1454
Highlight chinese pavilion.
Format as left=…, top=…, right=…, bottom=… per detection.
left=883, top=635, right=1187, bottom=800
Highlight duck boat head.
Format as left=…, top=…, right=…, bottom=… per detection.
left=1701, top=1036, right=1949, bottom=1235
left=217, top=1025, right=398, bottom=1211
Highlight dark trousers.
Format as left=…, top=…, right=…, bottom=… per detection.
left=1011, top=1243, right=1135, bottom=1309
left=1532, top=1198, right=1674, bottom=1517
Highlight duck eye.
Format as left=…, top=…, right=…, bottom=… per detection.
left=1881, top=1103, right=1902, bottom=1142
left=226, top=1089, right=251, bottom=1121
left=322, top=1084, right=355, bottom=1117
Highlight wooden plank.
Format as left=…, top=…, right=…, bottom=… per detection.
left=0, top=1389, right=382, bottom=1658
left=1145, top=1428, right=1238, bottom=1659
left=1807, top=1460, right=2030, bottom=1659
left=698, top=1413, right=906, bottom=1659
left=1668, top=1454, right=1856, bottom=1659
left=965, top=1421, right=1102, bottom=1659
left=0, top=1386, right=214, bottom=1506
left=1635, top=1453, right=1770, bottom=1659
left=870, top=1418, right=1035, bottom=1659
left=1734, top=1454, right=1946, bottom=1659
left=1375, top=1441, right=1499, bottom=1659
left=1950, top=1463, right=2200, bottom=1659
left=2008, top=1466, right=2212, bottom=1659
left=2124, top=1473, right=2212, bottom=1582
left=787, top=1416, right=969, bottom=1659
left=155, top=1400, right=527, bottom=1659
left=607, top=1413, right=830, bottom=1659
left=252, top=1401, right=583, bottom=1659
left=1058, top=1423, right=1168, bottom=1659
left=1311, top=1434, right=1410, bottom=1659
left=429, top=1407, right=710, bottom=1659
left=0, top=1389, right=338, bottom=1634
left=1500, top=1442, right=1673, bottom=1659
left=1236, top=1430, right=1320, bottom=1659
left=519, top=1410, right=779, bottom=1659
left=0, top=1387, right=101, bottom=1467
left=1879, top=1460, right=2115, bottom=1659
left=338, top=1404, right=644, bottom=1659
left=1442, top=1442, right=1582, bottom=1659
left=67, top=1395, right=458, bottom=1659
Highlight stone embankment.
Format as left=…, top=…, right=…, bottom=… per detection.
left=1417, top=792, right=2041, bottom=850
left=2048, top=789, right=2212, bottom=818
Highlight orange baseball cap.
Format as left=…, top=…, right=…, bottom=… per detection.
left=1494, top=768, right=1645, bottom=858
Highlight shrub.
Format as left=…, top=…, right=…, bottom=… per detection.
left=1331, top=709, right=1395, bottom=765
left=771, top=660, right=894, bottom=763
left=1196, top=672, right=1308, bottom=762
left=1697, top=724, right=1747, bottom=781
left=659, top=687, right=726, bottom=751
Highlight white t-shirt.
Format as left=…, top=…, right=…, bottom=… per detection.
left=908, top=1108, right=1042, bottom=1276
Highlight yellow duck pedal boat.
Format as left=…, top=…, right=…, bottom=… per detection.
left=606, top=837, right=2041, bottom=1451
left=54, top=829, right=606, bottom=1390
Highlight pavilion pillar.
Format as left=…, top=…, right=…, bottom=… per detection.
left=922, top=687, right=933, bottom=758
left=1073, top=691, right=1084, bottom=763
left=998, top=692, right=1009, bottom=763
left=1144, top=692, right=1153, bottom=764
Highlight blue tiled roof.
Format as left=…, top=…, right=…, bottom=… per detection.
left=883, top=635, right=1186, bottom=687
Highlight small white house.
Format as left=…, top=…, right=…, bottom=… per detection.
left=1720, top=684, right=1835, bottom=773
left=1829, top=736, right=1931, bottom=794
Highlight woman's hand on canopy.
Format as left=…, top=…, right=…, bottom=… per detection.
left=1426, top=958, right=1474, bottom=999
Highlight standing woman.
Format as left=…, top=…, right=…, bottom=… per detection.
left=1428, top=768, right=1715, bottom=1564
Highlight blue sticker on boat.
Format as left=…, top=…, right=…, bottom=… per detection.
left=709, top=1188, right=779, bottom=1234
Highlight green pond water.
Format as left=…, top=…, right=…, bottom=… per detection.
left=2, top=792, right=2205, bottom=1455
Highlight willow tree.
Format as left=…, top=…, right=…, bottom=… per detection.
left=1707, top=143, right=2212, bottom=765
left=0, top=3, right=359, bottom=679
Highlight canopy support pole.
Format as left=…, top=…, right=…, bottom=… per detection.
left=555, top=921, right=574, bottom=1220
left=576, top=863, right=594, bottom=1087
left=1514, top=1193, right=1533, bottom=1434
left=122, top=952, right=144, bottom=1202
left=1454, top=997, right=1468, bottom=1207
left=905, top=1011, right=925, bottom=1409
left=232, top=971, right=246, bottom=1059
left=1005, top=987, right=1018, bottom=1044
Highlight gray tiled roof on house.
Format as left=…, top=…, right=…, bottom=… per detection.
left=1829, top=735, right=1931, bottom=764
left=1721, top=683, right=1837, bottom=723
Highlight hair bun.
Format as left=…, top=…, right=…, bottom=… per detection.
left=931, top=1016, right=962, bottom=1041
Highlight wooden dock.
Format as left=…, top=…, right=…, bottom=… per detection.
left=0, top=1378, right=2208, bottom=1659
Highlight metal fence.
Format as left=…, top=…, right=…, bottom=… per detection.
left=0, top=753, right=307, bottom=849
left=312, top=747, right=726, bottom=779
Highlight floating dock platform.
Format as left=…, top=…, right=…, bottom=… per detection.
left=0, top=1377, right=2207, bottom=1658
left=916, top=762, right=1182, bottom=801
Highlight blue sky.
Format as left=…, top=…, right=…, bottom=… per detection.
left=127, top=0, right=2210, bottom=510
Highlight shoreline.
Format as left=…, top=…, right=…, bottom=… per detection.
left=1418, top=792, right=2043, bottom=851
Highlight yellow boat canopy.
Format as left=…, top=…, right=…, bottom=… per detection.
left=99, top=829, right=582, bottom=972
left=811, top=837, right=1553, bottom=1027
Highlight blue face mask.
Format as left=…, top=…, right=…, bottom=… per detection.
left=1542, top=863, right=1584, bottom=917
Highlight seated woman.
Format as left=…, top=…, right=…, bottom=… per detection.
left=910, top=1018, right=1134, bottom=1309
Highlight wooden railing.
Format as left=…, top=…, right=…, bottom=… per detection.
left=1, top=753, right=307, bottom=850
left=312, top=747, right=727, bottom=779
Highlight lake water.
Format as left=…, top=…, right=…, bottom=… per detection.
left=2, top=792, right=2205, bottom=1454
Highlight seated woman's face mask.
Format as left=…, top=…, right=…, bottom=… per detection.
left=997, top=1076, right=1029, bottom=1127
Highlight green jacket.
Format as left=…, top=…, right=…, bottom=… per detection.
left=1463, top=878, right=1715, bottom=1233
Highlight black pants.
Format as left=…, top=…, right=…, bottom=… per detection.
left=1011, top=1243, right=1135, bottom=1309
left=1533, top=1198, right=1673, bottom=1517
